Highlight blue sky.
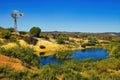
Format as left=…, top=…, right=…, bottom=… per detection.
left=0, top=0, right=120, bottom=32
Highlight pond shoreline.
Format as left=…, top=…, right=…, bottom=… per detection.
left=37, top=45, right=103, bottom=56
left=39, top=48, right=109, bottom=65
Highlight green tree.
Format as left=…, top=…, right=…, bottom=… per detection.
left=29, top=27, right=41, bottom=37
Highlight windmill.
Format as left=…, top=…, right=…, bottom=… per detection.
left=11, top=10, right=24, bottom=34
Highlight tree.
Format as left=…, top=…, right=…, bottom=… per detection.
left=29, top=27, right=41, bottom=37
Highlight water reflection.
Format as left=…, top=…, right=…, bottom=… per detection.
left=40, top=52, right=46, bottom=55
left=40, top=55, right=60, bottom=65
left=39, top=48, right=109, bottom=65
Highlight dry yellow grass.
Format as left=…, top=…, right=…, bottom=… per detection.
left=2, top=43, right=17, bottom=49
left=34, top=38, right=64, bottom=55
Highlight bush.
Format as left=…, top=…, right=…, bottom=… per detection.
left=56, top=37, right=65, bottom=44
left=6, top=27, right=15, bottom=32
left=23, top=36, right=38, bottom=45
left=0, top=46, right=39, bottom=67
left=112, top=45, right=120, bottom=58
left=55, top=51, right=73, bottom=60
left=55, top=34, right=69, bottom=44
left=0, top=26, right=4, bottom=31
left=63, top=72, right=83, bottom=80
left=41, top=33, right=49, bottom=40
left=105, top=42, right=120, bottom=58
left=86, top=43, right=96, bottom=46
left=29, top=27, right=41, bottom=37
left=40, top=45, right=46, bottom=49
left=9, top=36, right=17, bottom=42
left=81, top=44, right=86, bottom=48
left=19, top=31, right=27, bottom=35
left=1, top=30, right=11, bottom=39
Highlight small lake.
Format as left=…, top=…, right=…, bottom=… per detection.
left=39, top=48, right=109, bottom=65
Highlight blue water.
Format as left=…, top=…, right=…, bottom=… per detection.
left=40, top=55, right=60, bottom=65
left=39, top=48, right=109, bottom=65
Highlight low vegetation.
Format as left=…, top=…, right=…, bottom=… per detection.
left=0, top=45, right=40, bottom=67
left=23, top=36, right=38, bottom=45
left=0, top=26, right=120, bottom=80
left=105, top=42, right=120, bottom=58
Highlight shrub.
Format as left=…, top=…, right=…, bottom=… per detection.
left=9, top=36, right=17, bottom=42
left=63, top=73, right=83, bottom=80
left=23, top=36, right=38, bottom=45
left=0, top=26, right=4, bottom=31
left=55, top=51, right=73, bottom=60
left=112, top=45, right=120, bottom=58
left=56, top=37, right=65, bottom=44
left=19, top=31, right=27, bottom=35
left=1, top=30, right=11, bottom=39
left=0, top=46, right=39, bottom=67
left=56, top=35, right=69, bottom=44
left=6, top=27, right=15, bottom=32
left=41, top=33, right=49, bottom=40
left=81, top=44, right=86, bottom=48
left=29, top=27, right=41, bottom=37
left=40, top=45, right=46, bottom=49
left=105, top=42, right=120, bottom=58
left=86, top=43, right=96, bottom=46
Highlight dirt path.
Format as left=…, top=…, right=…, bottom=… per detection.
left=0, top=54, right=24, bottom=70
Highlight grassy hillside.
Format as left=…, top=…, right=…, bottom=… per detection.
left=0, top=27, right=120, bottom=80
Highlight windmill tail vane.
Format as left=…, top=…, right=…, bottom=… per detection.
left=20, top=13, right=24, bottom=16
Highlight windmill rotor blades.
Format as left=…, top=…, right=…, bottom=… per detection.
left=11, top=10, right=23, bottom=19
left=11, top=10, right=20, bottom=19
left=11, top=10, right=24, bottom=33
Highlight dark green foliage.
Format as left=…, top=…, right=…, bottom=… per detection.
left=40, top=45, right=46, bottom=49
left=86, top=43, right=96, bottom=46
left=0, top=28, right=17, bottom=42
left=9, top=36, right=17, bottom=42
left=40, top=52, right=46, bottom=55
left=6, top=27, right=15, bottom=32
left=0, top=55, right=120, bottom=80
left=56, top=37, right=65, bottom=44
left=105, top=42, right=120, bottom=58
left=23, top=36, right=38, bottom=45
left=0, top=65, right=14, bottom=79
left=112, top=45, right=120, bottom=58
left=87, top=37, right=98, bottom=46
left=0, top=65, right=32, bottom=80
left=62, top=72, right=83, bottom=80
left=55, top=51, right=73, bottom=60
left=81, top=44, right=86, bottom=48
left=0, top=27, right=5, bottom=33
left=0, top=26, right=4, bottom=30
left=39, top=67, right=57, bottom=80
left=56, top=35, right=69, bottom=44
left=1, top=30, right=11, bottom=39
left=0, top=30, right=119, bottom=79
left=41, top=33, right=49, bottom=40
left=0, top=46, right=39, bottom=67
left=19, top=31, right=27, bottom=35
left=29, top=27, right=41, bottom=37
left=10, top=70, right=29, bottom=80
